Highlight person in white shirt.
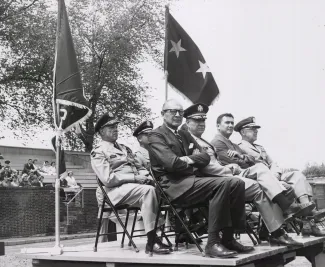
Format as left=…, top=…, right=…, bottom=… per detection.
left=65, top=171, right=80, bottom=188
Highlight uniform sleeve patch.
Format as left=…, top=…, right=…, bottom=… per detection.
left=91, top=151, right=96, bottom=157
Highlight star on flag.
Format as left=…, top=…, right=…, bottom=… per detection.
left=196, top=61, right=210, bottom=79
left=169, top=39, right=186, bottom=58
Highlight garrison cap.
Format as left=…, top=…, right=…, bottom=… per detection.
left=94, top=113, right=119, bottom=133
left=133, top=121, right=153, bottom=137
left=183, top=103, right=209, bottom=119
left=234, top=117, right=261, bottom=132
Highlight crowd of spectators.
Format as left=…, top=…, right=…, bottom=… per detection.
left=0, top=157, right=81, bottom=190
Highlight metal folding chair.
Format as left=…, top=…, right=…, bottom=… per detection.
left=149, top=169, right=206, bottom=257
left=93, top=177, right=139, bottom=253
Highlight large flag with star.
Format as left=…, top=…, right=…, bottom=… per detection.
left=53, top=0, right=91, bottom=132
left=165, top=10, right=219, bottom=105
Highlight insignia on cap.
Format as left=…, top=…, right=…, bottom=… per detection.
left=146, top=121, right=151, bottom=126
left=252, top=117, right=256, bottom=123
left=108, top=112, right=113, bottom=117
left=198, top=105, right=203, bottom=112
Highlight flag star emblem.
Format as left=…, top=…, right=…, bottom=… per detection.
left=196, top=61, right=210, bottom=79
left=169, top=39, right=186, bottom=58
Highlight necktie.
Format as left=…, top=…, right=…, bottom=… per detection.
left=114, top=142, right=121, bottom=150
left=174, top=130, right=183, bottom=143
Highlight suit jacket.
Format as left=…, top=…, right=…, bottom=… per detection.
left=148, top=124, right=210, bottom=200
left=238, top=140, right=282, bottom=175
left=91, top=140, right=149, bottom=205
left=23, top=163, right=35, bottom=174
left=190, top=134, right=233, bottom=177
left=210, top=133, right=255, bottom=169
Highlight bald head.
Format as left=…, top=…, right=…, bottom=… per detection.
left=162, top=99, right=183, bottom=111
left=161, top=99, right=184, bottom=130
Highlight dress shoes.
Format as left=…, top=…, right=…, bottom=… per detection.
left=269, top=234, right=303, bottom=247
left=155, top=237, right=173, bottom=251
left=301, top=219, right=325, bottom=237
left=283, top=202, right=315, bottom=221
left=205, top=243, right=238, bottom=258
left=306, top=209, right=325, bottom=222
left=222, top=239, right=254, bottom=253
left=145, top=242, right=171, bottom=254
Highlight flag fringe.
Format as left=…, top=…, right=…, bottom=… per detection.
left=55, top=99, right=92, bottom=133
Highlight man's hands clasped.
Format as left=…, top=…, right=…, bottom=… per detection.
left=134, top=174, right=154, bottom=186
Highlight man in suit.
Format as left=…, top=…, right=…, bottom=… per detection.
left=236, top=117, right=325, bottom=236
left=184, top=103, right=303, bottom=246
left=210, top=113, right=315, bottom=221
left=91, top=113, right=170, bottom=254
left=148, top=99, right=253, bottom=258
left=22, top=159, right=35, bottom=175
left=133, top=121, right=153, bottom=170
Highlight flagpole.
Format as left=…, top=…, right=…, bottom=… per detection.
left=164, top=5, right=169, bottom=101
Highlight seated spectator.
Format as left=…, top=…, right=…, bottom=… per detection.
left=0, top=160, right=17, bottom=182
left=10, top=175, right=20, bottom=187
left=22, top=159, right=36, bottom=175
left=48, top=162, right=56, bottom=175
left=64, top=171, right=80, bottom=189
left=40, top=161, right=52, bottom=175
left=30, top=174, right=41, bottom=187
left=19, top=173, right=31, bottom=187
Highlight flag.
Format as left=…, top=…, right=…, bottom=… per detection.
left=53, top=0, right=91, bottom=132
left=165, top=10, right=219, bottom=106
left=51, top=137, right=67, bottom=181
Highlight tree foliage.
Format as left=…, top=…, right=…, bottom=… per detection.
left=0, top=0, right=168, bottom=151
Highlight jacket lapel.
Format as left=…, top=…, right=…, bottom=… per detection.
left=162, top=124, right=186, bottom=155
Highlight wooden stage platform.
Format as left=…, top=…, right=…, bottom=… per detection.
left=22, top=234, right=325, bottom=267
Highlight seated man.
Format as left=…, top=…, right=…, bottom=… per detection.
left=236, top=117, right=325, bottom=236
left=148, top=99, right=253, bottom=258
left=23, top=159, right=36, bottom=175
left=211, top=113, right=314, bottom=221
left=91, top=113, right=170, bottom=254
left=0, top=160, right=17, bottom=185
left=133, top=121, right=153, bottom=170
left=184, top=103, right=303, bottom=246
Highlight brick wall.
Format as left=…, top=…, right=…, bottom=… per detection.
left=0, top=187, right=55, bottom=238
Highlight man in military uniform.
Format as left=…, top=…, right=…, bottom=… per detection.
left=133, top=121, right=153, bottom=170
left=148, top=99, right=253, bottom=258
left=210, top=114, right=314, bottom=221
left=91, top=113, right=170, bottom=254
left=236, top=117, right=325, bottom=236
left=184, top=103, right=303, bottom=246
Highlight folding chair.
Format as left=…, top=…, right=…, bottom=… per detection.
left=149, top=169, right=206, bottom=257
left=93, top=177, right=139, bottom=253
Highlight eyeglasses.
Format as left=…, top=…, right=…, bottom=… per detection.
left=163, top=109, right=184, bottom=116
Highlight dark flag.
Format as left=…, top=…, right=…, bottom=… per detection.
left=165, top=10, right=219, bottom=105
left=53, top=0, right=91, bottom=132
left=51, top=136, right=67, bottom=180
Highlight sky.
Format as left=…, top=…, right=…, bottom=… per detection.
left=1, top=0, right=325, bottom=169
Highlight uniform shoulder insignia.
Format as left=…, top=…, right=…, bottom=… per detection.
left=91, top=151, right=96, bottom=158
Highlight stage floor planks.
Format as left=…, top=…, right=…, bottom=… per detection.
left=21, top=235, right=325, bottom=267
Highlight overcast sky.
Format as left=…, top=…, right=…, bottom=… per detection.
left=142, top=0, right=325, bottom=169
left=1, top=0, right=325, bottom=169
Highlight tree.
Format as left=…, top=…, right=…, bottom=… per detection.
left=0, top=0, right=168, bottom=151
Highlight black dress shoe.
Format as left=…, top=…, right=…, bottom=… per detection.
left=205, top=243, right=238, bottom=258
left=222, top=239, right=254, bottom=253
left=306, top=209, right=325, bottom=222
left=155, top=237, right=173, bottom=251
left=145, top=242, right=171, bottom=254
left=301, top=219, right=325, bottom=237
left=283, top=202, right=315, bottom=221
left=269, top=234, right=303, bottom=247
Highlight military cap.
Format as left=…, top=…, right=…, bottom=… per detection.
left=4, top=160, right=10, bottom=164
left=183, top=103, right=209, bottom=119
left=133, top=121, right=153, bottom=137
left=234, top=117, right=261, bottom=132
left=94, top=112, right=119, bottom=133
